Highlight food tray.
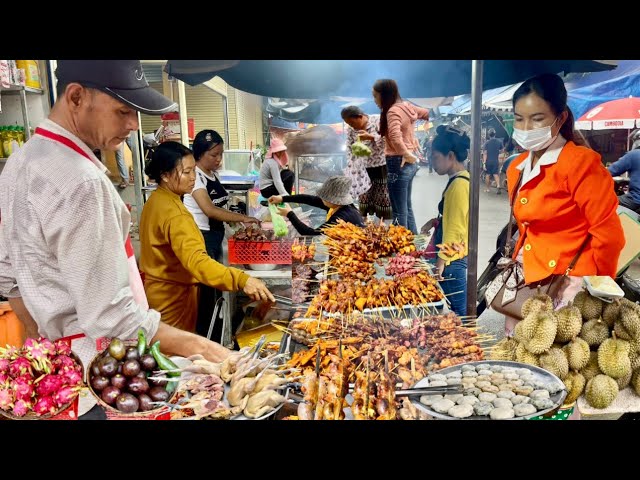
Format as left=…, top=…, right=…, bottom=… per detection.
left=227, top=238, right=294, bottom=265
left=410, top=360, right=567, bottom=420
left=584, top=276, right=625, bottom=302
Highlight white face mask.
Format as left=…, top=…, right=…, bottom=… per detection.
left=512, top=118, right=559, bottom=152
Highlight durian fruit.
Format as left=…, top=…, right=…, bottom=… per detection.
left=597, top=333, right=631, bottom=379
left=619, top=304, right=640, bottom=339
left=555, top=303, right=582, bottom=343
left=513, top=321, right=526, bottom=344
left=563, top=337, right=590, bottom=371
left=602, top=300, right=621, bottom=328
left=564, top=371, right=586, bottom=404
left=629, top=339, right=640, bottom=370
left=616, top=369, right=632, bottom=390
left=539, top=347, right=569, bottom=380
left=632, top=370, right=640, bottom=396
left=489, top=337, right=518, bottom=361
left=521, top=288, right=554, bottom=319
left=515, top=342, right=539, bottom=366
left=620, top=297, right=640, bottom=313
left=585, top=374, right=618, bottom=409
left=572, top=290, right=588, bottom=313
left=580, top=293, right=604, bottom=321
left=614, top=320, right=633, bottom=341
left=579, top=318, right=610, bottom=347
left=522, top=311, right=557, bottom=354
left=581, top=352, right=602, bottom=382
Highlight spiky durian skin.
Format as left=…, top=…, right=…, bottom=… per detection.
left=580, top=352, right=602, bottom=382
left=585, top=374, right=618, bottom=409
left=598, top=337, right=631, bottom=380
left=564, top=371, right=586, bottom=404
left=539, top=347, right=569, bottom=380
left=563, top=337, right=590, bottom=371
left=579, top=319, right=609, bottom=347
left=555, top=305, right=582, bottom=342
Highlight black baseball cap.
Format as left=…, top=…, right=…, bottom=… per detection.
left=55, top=60, right=178, bottom=115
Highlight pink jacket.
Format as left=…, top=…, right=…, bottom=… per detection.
left=384, top=102, right=429, bottom=156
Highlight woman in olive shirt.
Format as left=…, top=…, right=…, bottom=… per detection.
left=140, top=142, right=274, bottom=332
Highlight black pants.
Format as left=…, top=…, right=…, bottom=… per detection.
left=195, top=229, right=225, bottom=342
left=261, top=169, right=295, bottom=198
left=618, top=193, right=640, bottom=213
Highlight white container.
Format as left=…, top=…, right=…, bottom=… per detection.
left=584, top=275, right=624, bottom=302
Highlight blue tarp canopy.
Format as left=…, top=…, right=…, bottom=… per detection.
left=165, top=60, right=615, bottom=99
left=565, top=60, right=640, bottom=118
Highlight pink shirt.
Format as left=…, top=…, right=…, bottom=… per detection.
left=383, top=102, right=429, bottom=156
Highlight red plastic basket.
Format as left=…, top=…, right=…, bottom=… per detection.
left=227, top=238, right=293, bottom=265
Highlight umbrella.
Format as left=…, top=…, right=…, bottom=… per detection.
left=575, top=97, right=640, bottom=130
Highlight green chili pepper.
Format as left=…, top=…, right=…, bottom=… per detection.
left=137, top=329, right=147, bottom=357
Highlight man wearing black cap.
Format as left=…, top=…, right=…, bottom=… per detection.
left=0, top=60, right=233, bottom=415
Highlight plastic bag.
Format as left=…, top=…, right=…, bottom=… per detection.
left=268, top=203, right=289, bottom=238
left=351, top=141, right=372, bottom=157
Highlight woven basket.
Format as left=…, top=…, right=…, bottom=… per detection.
left=86, top=350, right=176, bottom=419
left=0, top=351, right=84, bottom=420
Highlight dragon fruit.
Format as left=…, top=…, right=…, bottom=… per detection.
left=35, top=374, right=64, bottom=397
left=0, top=386, right=14, bottom=411
left=23, top=338, right=52, bottom=373
left=8, top=357, right=32, bottom=378
left=52, top=355, right=79, bottom=373
left=11, top=399, right=32, bottom=417
left=0, top=345, right=21, bottom=360
left=61, top=369, right=83, bottom=387
left=0, top=358, right=9, bottom=374
left=53, top=385, right=78, bottom=408
left=38, top=337, right=57, bottom=358
left=12, top=376, right=34, bottom=402
left=33, top=396, right=58, bottom=416
left=54, top=339, right=72, bottom=357
left=0, top=373, right=8, bottom=385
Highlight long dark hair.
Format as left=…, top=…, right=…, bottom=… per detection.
left=373, top=79, right=401, bottom=137
left=512, top=73, right=584, bottom=146
left=192, top=129, right=224, bottom=161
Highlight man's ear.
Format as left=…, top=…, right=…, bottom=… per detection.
left=65, top=83, right=85, bottom=109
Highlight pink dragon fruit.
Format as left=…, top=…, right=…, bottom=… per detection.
left=53, top=385, right=78, bottom=408
left=8, top=357, right=32, bottom=378
left=61, top=369, right=83, bottom=387
left=0, top=345, right=21, bottom=361
left=35, top=374, right=64, bottom=397
left=54, top=339, right=72, bottom=356
left=37, top=337, right=57, bottom=358
left=0, top=358, right=9, bottom=374
left=11, top=399, right=32, bottom=417
left=0, top=373, right=8, bottom=385
left=0, top=386, right=14, bottom=411
left=23, top=338, right=52, bottom=373
left=33, top=396, right=58, bottom=416
left=12, top=376, right=34, bottom=402
left=52, top=354, right=79, bottom=373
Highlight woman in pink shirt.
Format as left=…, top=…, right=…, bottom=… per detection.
left=372, top=79, right=429, bottom=233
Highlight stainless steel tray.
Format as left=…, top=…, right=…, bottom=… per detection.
left=410, top=360, right=567, bottom=420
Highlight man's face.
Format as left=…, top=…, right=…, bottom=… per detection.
left=74, top=87, right=139, bottom=151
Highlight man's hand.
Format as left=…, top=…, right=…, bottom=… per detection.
left=401, top=152, right=418, bottom=168
left=277, top=205, right=292, bottom=216
left=242, top=217, right=261, bottom=225
left=420, top=218, right=438, bottom=235
left=199, top=339, right=232, bottom=363
left=243, top=277, right=275, bottom=303
left=357, top=131, right=375, bottom=141
left=268, top=195, right=283, bottom=205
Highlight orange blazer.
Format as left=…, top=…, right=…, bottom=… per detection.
left=507, top=141, right=625, bottom=283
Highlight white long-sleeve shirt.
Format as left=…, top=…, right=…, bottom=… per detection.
left=0, top=120, right=160, bottom=409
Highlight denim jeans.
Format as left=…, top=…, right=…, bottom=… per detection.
left=115, top=136, right=133, bottom=182
left=440, top=257, right=468, bottom=317
left=386, top=156, right=418, bottom=233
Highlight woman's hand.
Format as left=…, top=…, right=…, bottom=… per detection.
left=277, top=205, right=292, bottom=216
left=434, top=257, right=446, bottom=281
left=420, top=218, right=437, bottom=235
left=199, top=339, right=232, bottom=363
left=242, top=217, right=261, bottom=225
left=268, top=195, right=283, bottom=205
left=243, top=277, right=275, bottom=303
left=357, top=131, right=374, bottom=141
left=401, top=152, right=418, bottom=168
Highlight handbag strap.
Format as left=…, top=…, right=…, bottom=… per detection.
left=504, top=169, right=525, bottom=256
left=564, top=234, right=591, bottom=276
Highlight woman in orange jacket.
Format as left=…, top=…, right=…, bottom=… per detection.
left=502, top=73, right=625, bottom=336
